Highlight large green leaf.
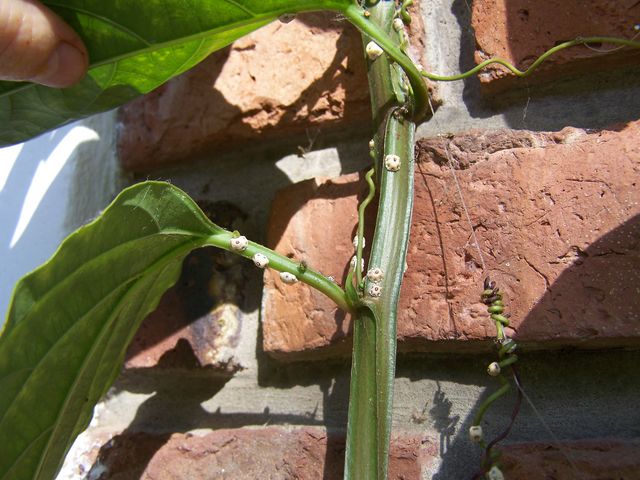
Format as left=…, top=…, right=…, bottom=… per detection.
left=0, top=182, right=222, bottom=480
left=0, top=0, right=353, bottom=146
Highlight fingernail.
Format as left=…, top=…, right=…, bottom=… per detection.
left=34, top=42, right=87, bottom=88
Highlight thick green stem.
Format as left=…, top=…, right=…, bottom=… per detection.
left=345, top=2, right=418, bottom=479
left=343, top=3, right=429, bottom=120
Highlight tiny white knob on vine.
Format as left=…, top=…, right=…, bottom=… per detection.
left=365, top=41, right=383, bottom=60
left=367, top=268, right=384, bottom=282
left=487, top=362, right=501, bottom=377
left=253, top=253, right=269, bottom=269
left=487, top=466, right=504, bottom=480
left=368, top=284, right=382, bottom=297
left=469, top=425, right=483, bottom=443
left=279, top=271, right=298, bottom=284
left=353, top=235, right=366, bottom=250
left=230, top=235, right=248, bottom=252
left=384, top=154, right=401, bottom=172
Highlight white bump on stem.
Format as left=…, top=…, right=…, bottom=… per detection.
left=469, top=425, right=483, bottom=443
left=368, top=139, right=375, bottom=150
left=368, top=284, right=382, bottom=297
left=384, top=154, right=401, bottom=172
left=367, top=268, right=384, bottom=282
left=365, top=41, right=383, bottom=60
left=230, top=235, right=248, bottom=252
left=353, top=235, right=366, bottom=250
left=279, top=271, right=298, bottom=284
left=253, top=253, right=269, bottom=269
left=392, top=18, right=404, bottom=32
left=487, top=362, right=501, bottom=377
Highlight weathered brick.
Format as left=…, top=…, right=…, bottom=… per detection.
left=263, top=173, right=371, bottom=359
left=471, top=0, right=640, bottom=93
left=117, top=12, right=370, bottom=171
left=74, top=428, right=437, bottom=479
left=263, top=121, right=640, bottom=357
left=500, top=439, right=640, bottom=479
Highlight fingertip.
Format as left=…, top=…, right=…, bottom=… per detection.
left=32, top=41, right=88, bottom=88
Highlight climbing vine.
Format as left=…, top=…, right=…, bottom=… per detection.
left=0, top=2, right=639, bottom=480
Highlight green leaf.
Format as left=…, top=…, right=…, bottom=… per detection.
left=0, top=0, right=353, bottom=146
left=0, top=181, right=222, bottom=480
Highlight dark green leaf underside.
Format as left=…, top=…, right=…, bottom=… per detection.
left=0, top=182, right=222, bottom=480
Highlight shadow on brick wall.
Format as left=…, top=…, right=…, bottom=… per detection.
left=425, top=213, right=640, bottom=479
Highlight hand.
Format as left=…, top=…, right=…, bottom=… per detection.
left=0, top=0, right=88, bottom=87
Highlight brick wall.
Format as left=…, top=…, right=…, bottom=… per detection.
left=59, top=2, right=640, bottom=479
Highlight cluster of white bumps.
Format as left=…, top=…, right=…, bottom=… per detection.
left=366, top=267, right=384, bottom=298
left=230, top=235, right=300, bottom=284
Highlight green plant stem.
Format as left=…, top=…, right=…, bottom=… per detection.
left=473, top=378, right=511, bottom=426
left=422, top=36, right=640, bottom=81
left=204, top=232, right=351, bottom=313
left=345, top=2, right=418, bottom=478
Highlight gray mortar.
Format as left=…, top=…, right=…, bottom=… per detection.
left=58, top=1, right=640, bottom=478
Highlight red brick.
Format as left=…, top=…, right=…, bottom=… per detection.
left=77, top=428, right=437, bottom=479
left=500, top=439, right=640, bottom=479
left=262, top=173, right=370, bottom=359
left=117, top=12, right=370, bottom=171
left=117, top=4, right=433, bottom=171
left=263, top=121, right=640, bottom=357
left=471, top=0, right=640, bottom=93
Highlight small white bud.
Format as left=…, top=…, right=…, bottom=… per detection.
left=384, top=154, right=401, bottom=172
left=253, top=253, right=269, bottom=269
left=368, top=139, right=375, bottom=150
left=469, top=425, right=483, bottom=443
left=368, top=284, right=382, bottom=297
left=487, top=466, right=504, bottom=480
left=326, top=275, right=335, bottom=282
left=367, top=267, right=384, bottom=282
left=365, top=41, right=384, bottom=60
left=487, top=362, right=501, bottom=377
left=279, top=271, right=298, bottom=284
left=230, top=235, right=248, bottom=252
left=392, top=18, right=404, bottom=32
left=350, top=255, right=364, bottom=272
left=353, top=235, right=366, bottom=249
